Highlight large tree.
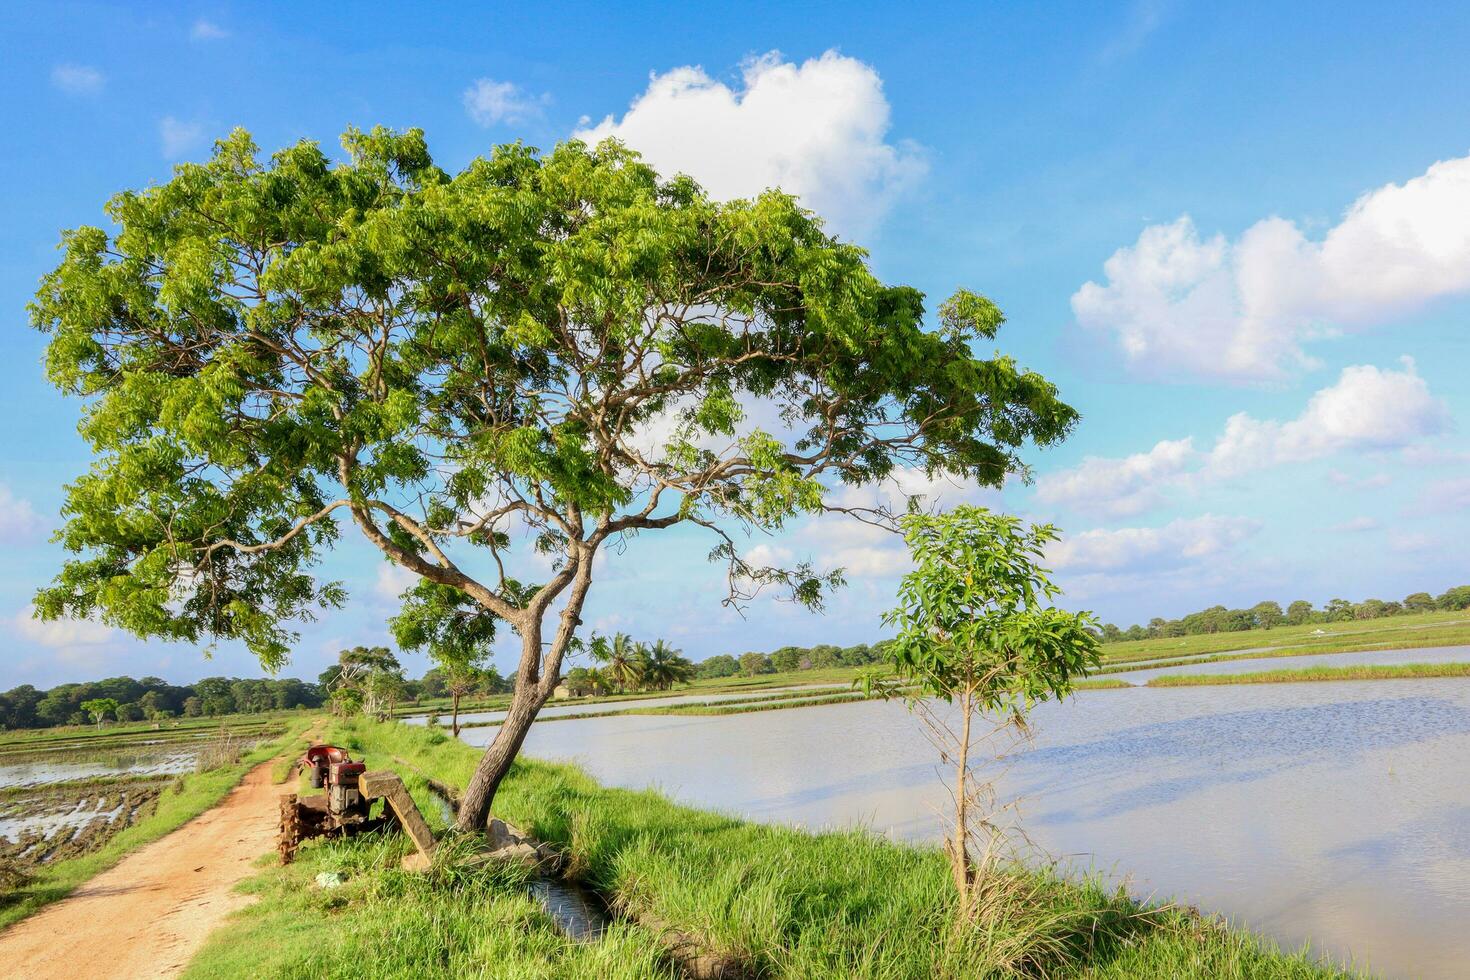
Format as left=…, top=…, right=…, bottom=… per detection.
left=31, top=127, right=1078, bottom=830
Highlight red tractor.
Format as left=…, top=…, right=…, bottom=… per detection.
left=277, top=745, right=436, bottom=866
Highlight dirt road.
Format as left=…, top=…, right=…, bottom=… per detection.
left=0, top=762, right=282, bottom=979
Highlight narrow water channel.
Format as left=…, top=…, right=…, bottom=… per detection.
left=456, top=672, right=1470, bottom=979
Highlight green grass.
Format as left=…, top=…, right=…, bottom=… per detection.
left=0, top=716, right=313, bottom=931
left=181, top=831, right=674, bottom=980
left=191, top=717, right=1352, bottom=978
left=1146, top=662, right=1470, bottom=687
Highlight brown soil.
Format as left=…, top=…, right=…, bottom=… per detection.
left=0, top=762, right=282, bottom=979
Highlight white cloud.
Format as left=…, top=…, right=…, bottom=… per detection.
left=51, top=64, right=104, bottom=95
left=799, top=517, right=910, bottom=579
left=463, top=78, right=546, bottom=126
left=14, top=605, right=115, bottom=648
left=1073, top=153, right=1470, bottom=379
left=1047, top=514, right=1260, bottom=573
left=575, top=50, right=925, bottom=238
left=1328, top=516, right=1379, bottom=533
left=1420, top=477, right=1470, bottom=513
left=159, top=116, right=206, bottom=159
left=1037, top=360, right=1446, bottom=515
left=830, top=465, right=1002, bottom=514
left=1204, top=359, right=1447, bottom=479
left=0, top=485, right=44, bottom=542
left=1327, top=470, right=1391, bottom=490
left=1035, top=437, right=1194, bottom=517
left=374, top=562, right=418, bottom=602
left=1388, top=531, right=1436, bottom=554
left=191, top=19, right=228, bottom=40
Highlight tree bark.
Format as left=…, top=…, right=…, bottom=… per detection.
left=455, top=677, right=551, bottom=830
left=451, top=691, right=461, bottom=738
left=455, top=551, right=594, bottom=831
left=952, top=684, right=975, bottom=917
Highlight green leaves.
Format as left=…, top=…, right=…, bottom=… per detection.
left=881, top=506, right=1100, bottom=713
left=31, top=126, right=1081, bottom=674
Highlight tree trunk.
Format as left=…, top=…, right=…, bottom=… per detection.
left=451, top=691, right=461, bottom=738
left=455, top=677, right=550, bottom=830
left=454, top=546, right=593, bottom=832
left=952, top=685, right=975, bottom=917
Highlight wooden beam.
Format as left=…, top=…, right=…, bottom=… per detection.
left=358, top=770, right=436, bottom=862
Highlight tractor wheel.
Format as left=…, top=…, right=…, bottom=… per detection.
left=278, top=794, right=302, bottom=864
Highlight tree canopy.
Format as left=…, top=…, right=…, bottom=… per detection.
left=31, top=126, right=1079, bottom=825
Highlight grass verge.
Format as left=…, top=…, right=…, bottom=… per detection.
left=188, top=716, right=1354, bottom=978
left=0, top=716, right=313, bottom=931
left=1146, top=663, right=1470, bottom=687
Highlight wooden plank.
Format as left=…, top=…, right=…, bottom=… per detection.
left=357, top=770, right=436, bottom=861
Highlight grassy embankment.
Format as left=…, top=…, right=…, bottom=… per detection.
left=0, top=716, right=314, bottom=930
left=1147, top=663, right=1470, bottom=687
left=186, top=716, right=1351, bottom=979
left=1097, top=611, right=1470, bottom=668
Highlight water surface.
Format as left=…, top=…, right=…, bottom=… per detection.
left=462, top=678, right=1470, bottom=979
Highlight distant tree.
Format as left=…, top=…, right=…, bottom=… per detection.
left=1437, top=586, right=1470, bottom=611
left=1324, top=598, right=1355, bottom=622
left=695, top=654, right=740, bottom=679
left=1403, top=592, right=1437, bottom=613
left=590, top=632, right=643, bottom=692
left=182, top=696, right=203, bottom=718
left=563, top=667, right=602, bottom=698
left=739, top=652, right=774, bottom=677
left=874, top=507, right=1098, bottom=923
left=840, top=643, right=877, bottom=666
left=1251, top=601, right=1285, bottom=629
left=770, top=647, right=804, bottom=673
left=638, top=641, right=696, bottom=691
left=392, top=581, right=497, bottom=735
left=1100, top=623, right=1123, bottom=642
left=80, top=697, right=119, bottom=729
left=807, top=644, right=843, bottom=668
left=1354, top=599, right=1388, bottom=620
left=1286, top=600, right=1315, bottom=625
left=419, top=668, right=448, bottom=700
left=332, top=646, right=403, bottom=719
left=1123, top=624, right=1146, bottom=641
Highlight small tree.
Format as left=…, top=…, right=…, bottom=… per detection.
left=393, top=580, right=498, bottom=736
left=80, top=697, right=119, bottom=729
left=876, top=506, right=1098, bottom=921
left=739, top=652, right=773, bottom=677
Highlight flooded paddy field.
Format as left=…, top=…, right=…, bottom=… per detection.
left=467, top=672, right=1470, bottom=979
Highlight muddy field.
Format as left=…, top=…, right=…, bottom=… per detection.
left=0, top=719, right=283, bottom=893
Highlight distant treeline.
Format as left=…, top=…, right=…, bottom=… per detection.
left=0, top=675, right=329, bottom=730
left=1099, top=584, right=1470, bottom=643
left=694, top=641, right=893, bottom=679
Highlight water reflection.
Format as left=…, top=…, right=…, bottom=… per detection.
left=460, top=679, right=1470, bottom=979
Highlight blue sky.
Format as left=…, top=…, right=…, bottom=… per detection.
left=2, top=1, right=1468, bottom=688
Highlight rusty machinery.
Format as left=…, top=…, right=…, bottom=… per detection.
left=277, top=744, right=436, bottom=867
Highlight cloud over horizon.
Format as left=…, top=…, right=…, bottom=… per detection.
left=1073, top=153, right=1470, bottom=380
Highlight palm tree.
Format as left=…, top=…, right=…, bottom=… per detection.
left=591, top=632, right=644, bottom=692
left=636, top=640, right=696, bottom=691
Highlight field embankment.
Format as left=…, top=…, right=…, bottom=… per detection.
left=1146, top=663, right=1470, bottom=687
left=185, top=717, right=1353, bottom=978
